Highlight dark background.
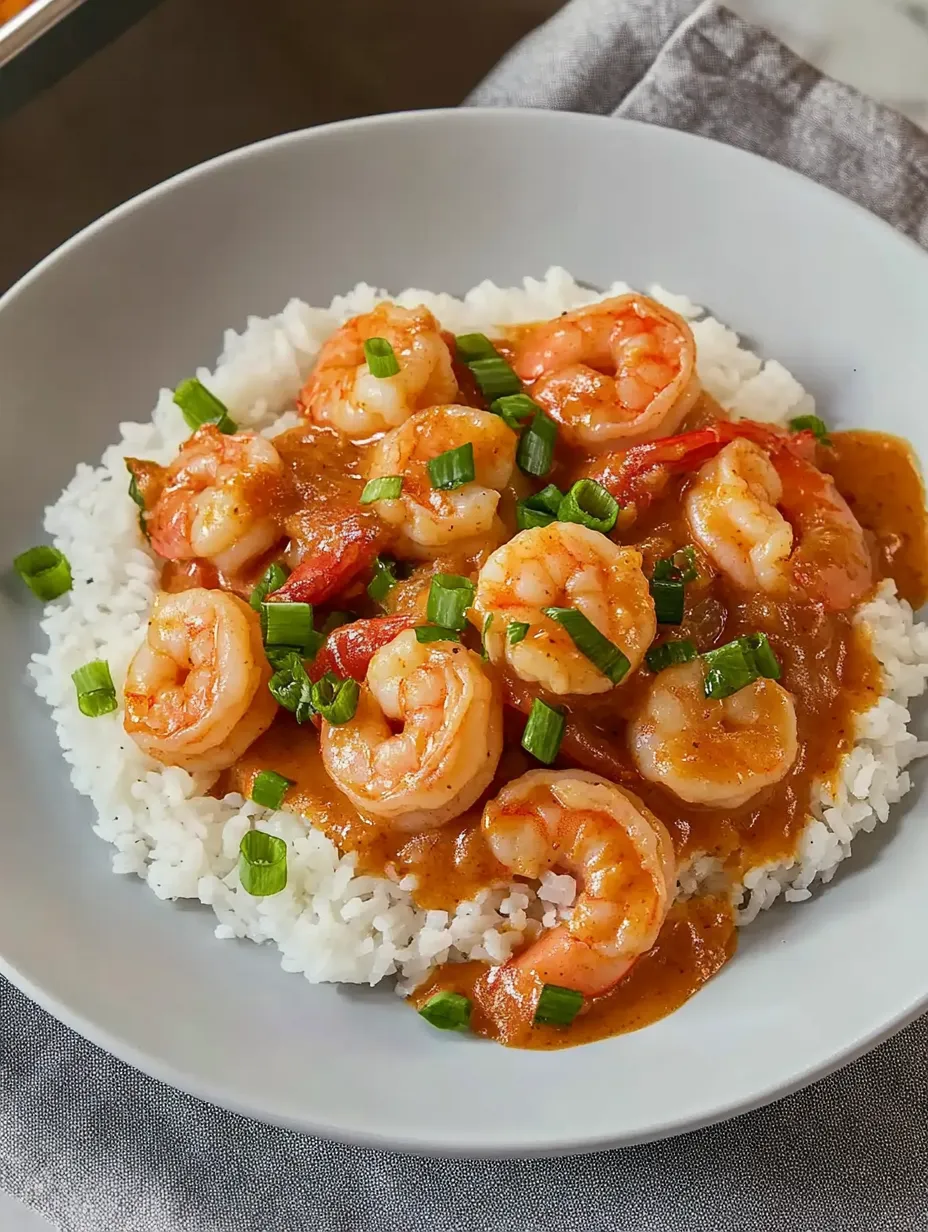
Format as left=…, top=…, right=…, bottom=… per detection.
left=0, top=0, right=564, bottom=292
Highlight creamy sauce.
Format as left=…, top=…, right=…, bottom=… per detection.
left=411, top=896, right=735, bottom=1048
left=215, top=394, right=925, bottom=1048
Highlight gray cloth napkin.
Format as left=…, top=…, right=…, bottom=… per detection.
left=5, top=3, right=928, bottom=1229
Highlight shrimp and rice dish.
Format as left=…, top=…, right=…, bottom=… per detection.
left=22, top=268, right=928, bottom=1048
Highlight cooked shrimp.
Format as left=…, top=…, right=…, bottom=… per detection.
left=299, top=303, right=458, bottom=438
left=628, top=658, right=798, bottom=807
left=511, top=294, right=700, bottom=451
left=147, top=425, right=283, bottom=573
left=320, top=628, right=503, bottom=831
left=366, top=405, right=517, bottom=558
left=124, top=588, right=276, bottom=774
left=473, top=522, right=656, bottom=695
left=483, top=770, right=675, bottom=997
left=685, top=437, right=873, bottom=610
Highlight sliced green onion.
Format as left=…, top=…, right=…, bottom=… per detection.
left=522, top=698, right=566, bottom=765
left=516, top=484, right=565, bottom=531
left=481, top=613, right=493, bottom=659
left=468, top=356, right=522, bottom=400
left=268, top=652, right=315, bottom=723
left=173, top=377, right=237, bottom=434
left=360, top=475, right=403, bottom=504
left=650, top=578, right=685, bottom=625
left=14, top=545, right=72, bottom=601
left=516, top=411, right=557, bottom=478
left=490, top=393, right=540, bottom=431
left=363, top=337, right=400, bottom=378
left=265, top=644, right=304, bottom=671
left=71, top=659, right=118, bottom=717
left=427, top=573, right=476, bottom=631
left=455, top=333, right=498, bottom=364
left=543, top=606, right=630, bottom=684
left=250, top=769, right=294, bottom=811
left=702, top=639, right=758, bottom=700
left=320, top=610, right=354, bottom=636
left=427, top=443, right=475, bottom=491
left=238, top=829, right=287, bottom=896
left=557, top=479, right=619, bottom=534
left=742, top=631, right=781, bottom=679
left=125, top=462, right=151, bottom=542
left=789, top=413, right=831, bottom=445
left=311, top=671, right=360, bottom=725
left=367, top=556, right=399, bottom=605
left=507, top=620, right=530, bottom=646
left=653, top=545, right=697, bottom=584
left=702, top=632, right=782, bottom=700
left=646, top=639, right=697, bottom=673
left=535, top=983, right=584, bottom=1027
left=418, top=990, right=472, bottom=1032
left=262, top=601, right=315, bottom=653
left=415, top=624, right=461, bottom=644
left=249, top=561, right=290, bottom=611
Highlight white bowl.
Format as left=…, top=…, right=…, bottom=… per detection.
left=2, top=108, right=927, bottom=1157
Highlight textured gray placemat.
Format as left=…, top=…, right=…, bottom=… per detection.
left=5, top=3, right=928, bottom=1229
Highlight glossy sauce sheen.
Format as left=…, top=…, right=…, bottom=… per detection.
left=221, top=414, right=927, bottom=1048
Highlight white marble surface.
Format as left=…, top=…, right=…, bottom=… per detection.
left=728, top=0, right=928, bottom=128
left=2, top=1, right=925, bottom=1229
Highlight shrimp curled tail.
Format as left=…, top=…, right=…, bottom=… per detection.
left=481, top=769, right=676, bottom=1025
left=512, top=293, right=700, bottom=451
left=320, top=628, right=503, bottom=831
left=124, top=588, right=276, bottom=774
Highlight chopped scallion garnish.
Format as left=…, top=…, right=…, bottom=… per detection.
left=267, top=652, right=315, bottom=723
left=534, top=983, right=583, bottom=1027
left=645, top=639, right=697, bottom=673
left=368, top=556, right=399, bottom=606
left=516, top=411, right=557, bottom=478
left=455, top=333, right=498, bottom=365
left=310, top=671, right=360, bottom=725
left=71, top=659, right=118, bottom=718
left=125, top=461, right=150, bottom=542
left=742, top=631, right=781, bottom=680
left=789, top=413, right=831, bottom=445
left=238, top=829, right=287, bottom=896
left=173, top=377, right=237, bottom=434
left=415, top=625, right=462, bottom=644
left=521, top=697, right=566, bottom=765
left=262, top=601, right=317, bottom=655
left=249, top=561, right=290, bottom=612
left=490, top=393, right=540, bottom=431
left=507, top=621, right=530, bottom=646
left=418, top=990, right=472, bottom=1032
left=427, top=443, right=476, bottom=491
left=468, top=355, right=522, bottom=400
left=543, top=606, right=630, bottom=684
left=652, top=545, right=697, bottom=583
left=650, top=578, right=685, bottom=625
left=701, top=633, right=781, bottom=700
left=250, top=769, right=294, bottom=812
left=360, top=475, right=403, bottom=504
left=426, top=573, right=476, bottom=631
left=516, top=484, right=564, bottom=531
left=557, top=479, right=619, bottom=534
left=481, top=613, right=493, bottom=659
left=14, top=545, right=72, bottom=601
left=363, top=337, right=400, bottom=378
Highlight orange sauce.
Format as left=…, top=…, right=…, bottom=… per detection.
left=411, top=896, right=735, bottom=1048
left=218, top=411, right=926, bottom=1049
left=0, top=0, right=32, bottom=22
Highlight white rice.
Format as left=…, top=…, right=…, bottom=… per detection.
left=27, top=267, right=928, bottom=992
